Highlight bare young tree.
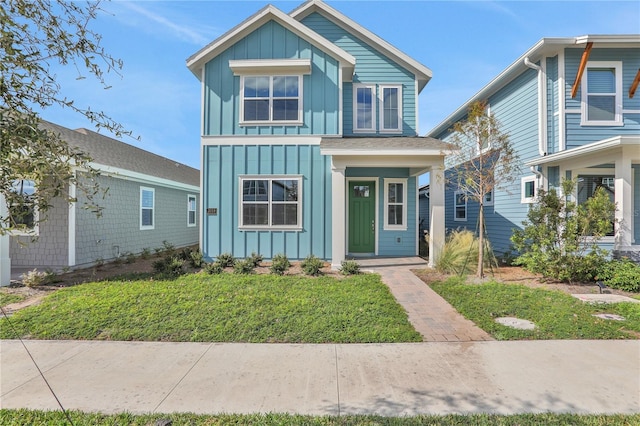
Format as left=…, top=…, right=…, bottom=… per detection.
left=1, top=0, right=129, bottom=234
left=445, top=101, right=520, bottom=277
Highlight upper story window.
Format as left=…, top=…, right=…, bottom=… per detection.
left=187, top=195, right=196, bottom=227
left=241, top=75, right=302, bottom=124
left=353, top=84, right=376, bottom=132
left=9, top=179, right=38, bottom=235
left=240, top=176, right=302, bottom=230
left=581, top=61, right=622, bottom=126
left=140, top=187, right=155, bottom=230
left=379, top=85, right=402, bottom=133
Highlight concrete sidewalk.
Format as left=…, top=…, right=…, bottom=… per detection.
left=1, top=339, right=639, bottom=416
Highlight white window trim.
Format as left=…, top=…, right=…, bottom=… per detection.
left=484, top=190, right=494, bottom=206
left=580, top=61, right=623, bottom=126
left=353, top=83, right=377, bottom=133
left=239, top=75, right=304, bottom=126
left=8, top=179, right=39, bottom=237
left=238, top=175, right=303, bottom=231
left=140, top=186, right=155, bottom=230
left=454, top=190, right=467, bottom=222
left=383, top=178, right=407, bottom=231
left=521, top=176, right=537, bottom=204
left=187, top=194, right=197, bottom=227
left=379, top=84, right=403, bottom=134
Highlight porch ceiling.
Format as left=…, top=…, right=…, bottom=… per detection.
left=320, top=136, right=453, bottom=156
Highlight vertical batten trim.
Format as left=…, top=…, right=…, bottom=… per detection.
left=68, top=174, right=76, bottom=267
left=558, top=50, right=566, bottom=151
left=415, top=78, right=419, bottom=135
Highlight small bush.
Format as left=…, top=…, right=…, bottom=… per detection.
left=248, top=252, right=263, bottom=267
left=340, top=260, right=361, bottom=275
left=162, top=240, right=175, bottom=254
left=301, top=254, right=324, bottom=276
left=189, top=249, right=204, bottom=268
left=204, top=261, right=224, bottom=275
left=216, top=253, right=235, bottom=268
left=233, top=258, right=255, bottom=275
left=124, top=252, right=136, bottom=264
left=270, top=253, right=291, bottom=275
left=21, top=269, right=47, bottom=287
left=436, top=230, right=478, bottom=275
left=140, top=248, right=151, bottom=259
left=153, top=256, right=185, bottom=277
left=597, top=259, right=640, bottom=292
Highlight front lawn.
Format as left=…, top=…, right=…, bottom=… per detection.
left=0, top=273, right=421, bottom=343
left=1, top=409, right=638, bottom=425
left=430, top=277, right=640, bottom=340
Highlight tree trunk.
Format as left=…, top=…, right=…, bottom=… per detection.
left=477, top=203, right=484, bottom=278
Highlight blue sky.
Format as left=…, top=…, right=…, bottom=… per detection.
left=41, top=0, right=640, bottom=174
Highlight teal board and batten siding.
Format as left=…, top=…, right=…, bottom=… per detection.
left=301, top=12, right=418, bottom=136
left=203, top=21, right=340, bottom=136
left=438, top=68, right=539, bottom=256
left=564, top=47, right=640, bottom=148
left=346, top=168, right=417, bottom=256
left=202, top=144, right=331, bottom=260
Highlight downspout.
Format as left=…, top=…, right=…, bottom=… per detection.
left=524, top=57, right=547, bottom=156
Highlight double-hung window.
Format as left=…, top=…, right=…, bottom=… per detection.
left=379, top=85, right=402, bottom=133
left=187, top=195, right=196, bottom=227
left=581, top=61, right=622, bottom=126
left=353, top=84, right=376, bottom=132
left=240, top=176, right=302, bottom=229
left=140, top=187, right=155, bottom=230
left=241, top=75, right=302, bottom=124
left=454, top=190, right=467, bottom=221
left=384, top=178, right=407, bottom=230
left=9, top=179, right=38, bottom=235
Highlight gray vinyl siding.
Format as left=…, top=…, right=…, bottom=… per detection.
left=301, top=12, right=418, bottom=136
left=203, top=20, right=340, bottom=136
left=10, top=190, right=69, bottom=268
left=74, top=174, right=199, bottom=266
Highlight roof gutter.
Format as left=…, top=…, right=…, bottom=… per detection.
left=524, top=57, right=547, bottom=157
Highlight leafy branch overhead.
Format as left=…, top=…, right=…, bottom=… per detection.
left=1, top=0, right=129, bottom=234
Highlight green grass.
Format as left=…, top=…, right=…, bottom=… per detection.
left=0, top=292, right=26, bottom=306
left=0, top=273, right=421, bottom=343
left=430, top=277, right=640, bottom=340
left=1, top=410, right=638, bottom=425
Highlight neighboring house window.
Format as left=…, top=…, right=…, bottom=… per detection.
left=140, top=187, right=155, bottom=230
left=577, top=174, right=615, bottom=236
left=581, top=61, right=622, bottom=126
left=454, top=190, right=467, bottom=221
left=379, top=85, right=402, bottom=133
left=9, top=179, right=38, bottom=235
left=353, top=84, right=376, bottom=132
left=521, top=176, right=536, bottom=203
left=187, top=195, right=196, bottom=227
left=240, top=176, right=302, bottom=229
left=241, top=75, right=302, bottom=124
left=484, top=190, right=494, bottom=206
left=384, top=178, right=407, bottom=230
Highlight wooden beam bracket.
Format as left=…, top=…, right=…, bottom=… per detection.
left=571, top=42, right=593, bottom=98
left=629, top=68, right=640, bottom=99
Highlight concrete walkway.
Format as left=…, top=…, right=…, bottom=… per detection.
left=1, top=339, right=639, bottom=416
left=357, top=257, right=493, bottom=342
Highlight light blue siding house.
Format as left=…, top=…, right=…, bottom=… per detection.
left=428, top=35, right=640, bottom=261
left=187, top=0, right=450, bottom=267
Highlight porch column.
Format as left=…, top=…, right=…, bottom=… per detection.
left=429, top=164, right=445, bottom=268
left=615, top=148, right=633, bottom=248
left=331, top=163, right=346, bottom=269
left=0, top=194, right=10, bottom=286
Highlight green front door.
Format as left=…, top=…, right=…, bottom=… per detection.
left=348, top=181, right=376, bottom=253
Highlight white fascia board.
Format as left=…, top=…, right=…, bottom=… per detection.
left=290, top=0, right=432, bottom=90
left=202, top=135, right=323, bottom=146
left=575, top=34, right=640, bottom=45
left=320, top=148, right=444, bottom=157
left=330, top=155, right=445, bottom=169
left=187, top=4, right=355, bottom=80
left=229, top=59, right=312, bottom=75
left=84, top=162, right=199, bottom=192
left=525, top=136, right=640, bottom=167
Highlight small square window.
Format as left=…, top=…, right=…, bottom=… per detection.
left=521, top=176, right=537, bottom=204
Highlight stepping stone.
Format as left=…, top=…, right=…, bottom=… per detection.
left=495, top=317, right=536, bottom=330
left=593, top=313, right=625, bottom=321
left=572, top=294, right=640, bottom=304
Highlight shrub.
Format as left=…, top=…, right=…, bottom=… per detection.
left=204, top=261, right=224, bottom=275
left=189, top=249, right=204, bottom=268
left=233, top=258, right=255, bottom=275
left=301, top=254, right=324, bottom=276
left=153, top=256, right=185, bottom=277
left=436, top=230, right=478, bottom=275
left=270, top=253, right=291, bottom=275
left=597, top=259, right=640, bottom=292
left=340, top=260, right=361, bottom=275
left=21, top=269, right=47, bottom=287
left=248, top=252, right=263, bottom=267
left=124, top=252, right=136, bottom=264
left=162, top=240, right=175, bottom=255
left=140, top=248, right=151, bottom=259
left=216, top=253, right=235, bottom=268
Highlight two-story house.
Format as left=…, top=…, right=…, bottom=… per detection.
left=187, top=0, right=451, bottom=268
left=428, top=35, right=640, bottom=262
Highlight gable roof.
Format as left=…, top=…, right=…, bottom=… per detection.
left=290, top=0, right=433, bottom=91
left=40, top=121, right=199, bottom=188
left=427, top=34, right=640, bottom=137
left=186, top=4, right=355, bottom=80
